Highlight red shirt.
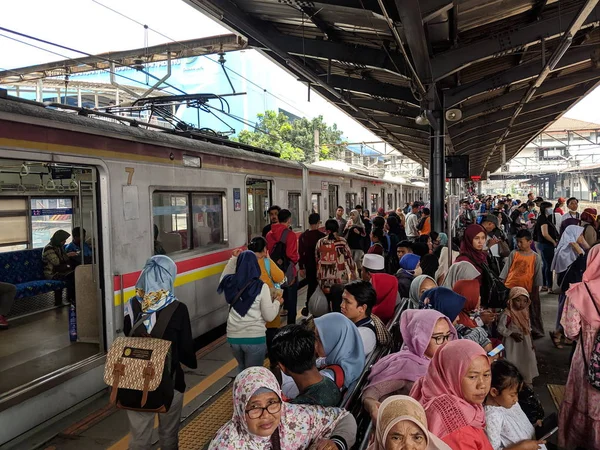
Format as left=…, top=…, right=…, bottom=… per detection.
left=442, top=426, right=493, bottom=450
left=266, top=223, right=299, bottom=277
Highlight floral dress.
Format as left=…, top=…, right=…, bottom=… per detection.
left=558, top=298, right=600, bottom=449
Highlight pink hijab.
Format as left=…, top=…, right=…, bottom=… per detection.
left=410, top=340, right=489, bottom=438
left=366, top=310, right=457, bottom=388
left=566, top=245, right=600, bottom=327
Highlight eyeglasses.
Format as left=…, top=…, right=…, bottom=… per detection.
left=430, top=333, right=453, bottom=345
left=245, top=401, right=282, bottom=419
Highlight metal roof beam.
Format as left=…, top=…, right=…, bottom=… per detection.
left=256, top=35, right=408, bottom=76
left=395, top=0, right=433, bottom=84
left=421, top=0, right=453, bottom=23
left=445, top=45, right=595, bottom=106
left=349, top=98, right=419, bottom=114
left=369, top=114, right=429, bottom=132
left=450, top=91, right=584, bottom=137
left=431, top=5, right=600, bottom=80
left=456, top=117, right=562, bottom=152
left=456, top=70, right=600, bottom=122
left=453, top=104, right=567, bottom=147
left=326, top=75, right=416, bottom=102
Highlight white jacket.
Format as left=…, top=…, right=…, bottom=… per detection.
left=220, top=256, right=280, bottom=342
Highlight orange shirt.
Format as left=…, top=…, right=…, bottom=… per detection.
left=259, top=258, right=285, bottom=329
left=504, top=251, right=536, bottom=293
left=420, top=216, right=431, bottom=235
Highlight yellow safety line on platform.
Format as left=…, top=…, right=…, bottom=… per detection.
left=107, top=358, right=237, bottom=450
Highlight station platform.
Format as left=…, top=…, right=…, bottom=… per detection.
left=1, top=289, right=571, bottom=450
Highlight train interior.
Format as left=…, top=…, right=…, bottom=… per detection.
left=0, top=158, right=103, bottom=398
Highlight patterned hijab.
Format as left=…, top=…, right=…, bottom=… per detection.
left=369, top=396, right=452, bottom=450
left=410, top=340, right=489, bottom=438
left=506, top=287, right=531, bottom=335
left=133, top=255, right=178, bottom=332
left=209, top=367, right=349, bottom=450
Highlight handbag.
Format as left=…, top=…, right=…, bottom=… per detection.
left=104, top=301, right=178, bottom=412
left=308, top=286, right=329, bottom=317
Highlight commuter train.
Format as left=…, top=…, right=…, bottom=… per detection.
left=0, top=96, right=426, bottom=443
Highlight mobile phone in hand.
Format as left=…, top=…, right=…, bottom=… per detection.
left=535, top=412, right=558, bottom=441
left=487, top=344, right=504, bottom=357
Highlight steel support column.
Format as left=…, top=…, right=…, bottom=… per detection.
left=430, top=109, right=445, bottom=233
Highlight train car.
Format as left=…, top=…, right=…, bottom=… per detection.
left=0, top=95, right=425, bottom=443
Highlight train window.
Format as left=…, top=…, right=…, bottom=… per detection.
left=361, top=187, right=368, bottom=208
left=152, top=192, right=189, bottom=255
left=311, top=194, right=320, bottom=215
left=345, top=193, right=357, bottom=212
left=192, top=193, right=225, bottom=250
left=30, top=198, right=73, bottom=249
left=0, top=199, right=28, bottom=253
left=370, top=193, right=378, bottom=213
left=288, top=193, right=301, bottom=229
left=152, top=191, right=226, bottom=256
left=387, top=193, right=393, bottom=210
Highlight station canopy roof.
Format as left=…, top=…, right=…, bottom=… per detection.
left=186, top=0, right=600, bottom=176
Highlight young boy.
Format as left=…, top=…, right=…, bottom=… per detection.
left=499, top=229, right=544, bottom=338
left=270, top=324, right=341, bottom=407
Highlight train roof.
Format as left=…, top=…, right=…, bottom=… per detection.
left=0, top=95, right=419, bottom=186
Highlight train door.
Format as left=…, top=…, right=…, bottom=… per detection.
left=0, top=160, right=104, bottom=400
left=361, top=187, right=368, bottom=209
left=345, top=192, right=357, bottom=212
left=394, top=189, right=398, bottom=210
left=311, top=193, right=321, bottom=215
left=246, top=178, right=272, bottom=240
left=328, top=184, right=338, bottom=218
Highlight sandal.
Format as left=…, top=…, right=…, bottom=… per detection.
left=549, top=331, right=563, bottom=349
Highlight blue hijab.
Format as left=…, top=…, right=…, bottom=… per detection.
left=419, top=287, right=466, bottom=323
left=314, top=312, right=365, bottom=389
left=217, top=251, right=264, bottom=317
left=399, top=254, right=420, bottom=271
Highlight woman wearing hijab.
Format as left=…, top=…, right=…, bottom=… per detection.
left=433, top=233, right=449, bottom=258
left=397, top=254, right=420, bottom=299
left=410, top=340, right=493, bottom=450
left=441, top=261, right=480, bottom=288
left=369, top=396, right=452, bottom=450
left=282, top=312, right=365, bottom=399
left=363, top=310, right=456, bottom=420
left=409, top=275, right=437, bottom=308
left=455, top=225, right=488, bottom=279
left=549, top=225, right=590, bottom=348
left=42, top=229, right=78, bottom=304
left=123, top=255, right=197, bottom=450
left=580, top=207, right=599, bottom=247
left=558, top=245, right=600, bottom=449
left=419, top=287, right=467, bottom=325
left=343, top=209, right=366, bottom=270
left=219, top=250, right=283, bottom=373
left=209, top=366, right=356, bottom=450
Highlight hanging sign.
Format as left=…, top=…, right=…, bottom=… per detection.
left=321, top=181, right=328, bottom=190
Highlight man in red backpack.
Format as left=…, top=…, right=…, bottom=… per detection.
left=267, top=209, right=300, bottom=324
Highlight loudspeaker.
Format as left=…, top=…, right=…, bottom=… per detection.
left=445, top=155, right=470, bottom=179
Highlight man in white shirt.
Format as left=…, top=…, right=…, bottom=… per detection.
left=340, top=280, right=377, bottom=358
left=405, top=202, right=421, bottom=241
left=562, top=197, right=579, bottom=220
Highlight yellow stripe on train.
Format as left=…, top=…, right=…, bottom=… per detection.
left=112, top=262, right=227, bottom=306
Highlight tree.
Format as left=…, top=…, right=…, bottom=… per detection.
left=233, top=110, right=346, bottom=162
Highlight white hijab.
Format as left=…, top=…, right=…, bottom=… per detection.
left=551, top=225, right=584, bottom=274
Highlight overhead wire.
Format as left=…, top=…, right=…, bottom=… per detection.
left=0, top=31, right=181, bottom=96
left=89, top=0, right=309, bottom=117
left=0, top=25, right=185, bottom=96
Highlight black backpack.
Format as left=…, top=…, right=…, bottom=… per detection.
left=271, top=228, right=294, bottom=287
left=465, top=256, right=509, bottom=309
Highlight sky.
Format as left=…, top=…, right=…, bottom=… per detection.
left=1, top=0, right=598, bottom=145
left=0, top=0, right=390, bottom=147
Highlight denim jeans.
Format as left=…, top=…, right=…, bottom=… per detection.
left=230, top=342, right=267, bottom=373
left=535, top=241, right=555, bottom=288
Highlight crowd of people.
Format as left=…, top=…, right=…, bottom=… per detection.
left=113, top=194, right=600, bottom=450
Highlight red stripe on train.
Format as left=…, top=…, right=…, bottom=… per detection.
left=113, top=247, right=237, bottom=291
